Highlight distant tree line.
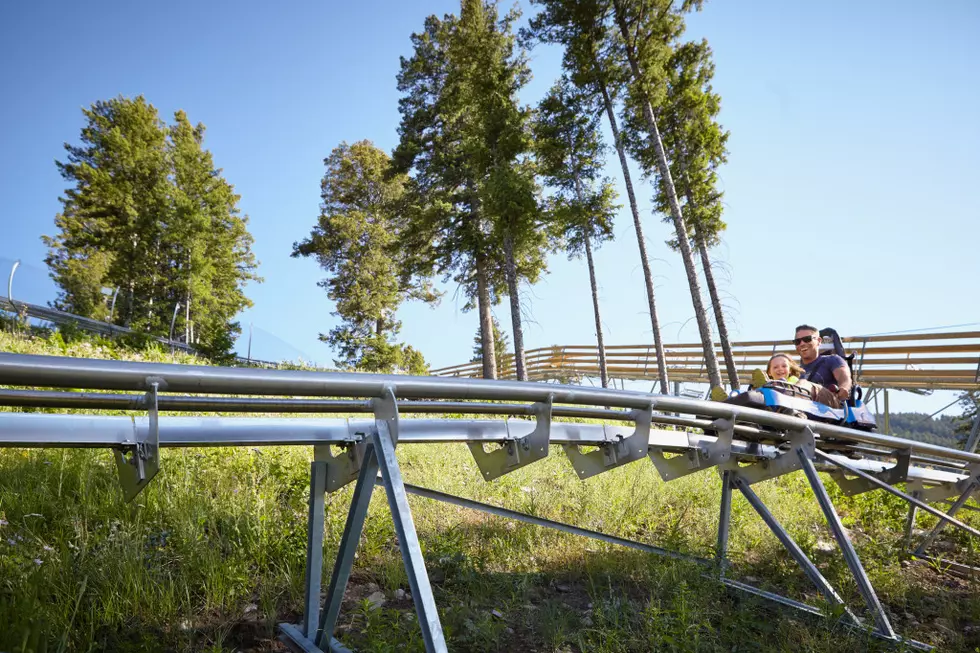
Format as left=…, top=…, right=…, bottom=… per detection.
left=887, top=412, right=967, bottom=449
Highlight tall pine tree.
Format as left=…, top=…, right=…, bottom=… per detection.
left=656, top=39, right=739, bottom=388
left=292, top=140, right=436, bottom=374
left=451, top=0, right=545, bottom=382
left=167, top=110, right=261, bottom=360
left=525, top=0, right=671, bottom=393
left=534, top=77, right=618, bottom=388
left=43, top=96, right=260, bottom=359
left=610, top=0, right=724, bottom=388
left=394, top=2, right=546, bottom=381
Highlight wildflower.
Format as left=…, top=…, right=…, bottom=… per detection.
left=0, top=519, right=7, bottom=527
left=6, top=538, right=15, bottom=546
left=43, top=545, right=54, bottom=552
left=34, top=558, right=42, bottom=565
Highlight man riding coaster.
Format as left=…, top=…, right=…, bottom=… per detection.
left=792, top=323, right=852, bottom=409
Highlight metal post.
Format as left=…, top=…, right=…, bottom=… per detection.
left=108, top=288, right=119, bottom=324
left=731, top=474, right=857, bottom=622
left=247, top=322, right=253, bottom=363
left=965, top=411, right=980, bottom=455
left=716, top=470, right=733, bottom=578
left=169, top=303, right=181, bottom=347
left=303, top=459, right=328, bottom=639
left=7, top=259, right=19, bottom=303
left=373, top=422, right=448, bottom=653
left=883, top=389, right=890, bottom=434
left=914, top=480, right=979, bottom=557
left=315, top=447, right=381, bottom=649
left=797, top=450, right=895, bottom=638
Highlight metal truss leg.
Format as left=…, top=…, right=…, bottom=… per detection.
left=731, top=474, right=858, bottom=624
left=315, top=445, right=381, bottom=649
left=303, top=460, right=328, bottom=639
left=716, top=470, right=733, bottom=578
left=914, top=480, right=979, bottom=557
left=797, top=451, right=896, bottom=638
left=373, top=422, right=448, bottom=653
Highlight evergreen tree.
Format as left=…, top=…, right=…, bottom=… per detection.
left=42, top=96, right=260, bottom=359
left=630, top=38, right=740, bottom=388
left=610, top=0, right=724, bottom=388
left=167, top=110, right=261, bottom=360
left=292, top=140, right=436, bottom=373
left=525, top=0, right=671, bottom=393
left=395, top=12, right=500, bottom=379
left=470, top=315, right=512, bottom=376
left=534, top=77, right=618, bottom=388
left=44, top=96, right=171, bottom=330
left=394, top=2, right=546, bottom=381
left=451, top=0, right=545, bottom=382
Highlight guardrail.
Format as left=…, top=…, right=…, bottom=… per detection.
left=0, top=296, right=290, bottom=368
left=2, top=353, right=978, bottom=650
left=432, top=331, right=980, bottom=391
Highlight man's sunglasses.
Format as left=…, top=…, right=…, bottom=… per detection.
left=793, top=335, right=817, bottom=346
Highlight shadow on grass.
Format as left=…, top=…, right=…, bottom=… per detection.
left=327, top=517, right=947, bottom=653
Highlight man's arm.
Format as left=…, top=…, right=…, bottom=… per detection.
left=832, top=359, right=852, bottom=400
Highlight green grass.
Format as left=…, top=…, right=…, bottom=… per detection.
left=1, top=328, right=979, bottom=652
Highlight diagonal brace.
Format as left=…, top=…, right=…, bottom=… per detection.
left=731, top=473, right=861, bottom=626
left=798, top=450, right=896, bottom=638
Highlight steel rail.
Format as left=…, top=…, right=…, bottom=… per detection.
left=0, top=353, right=977, bottom=465
left=8, top=388, right=964, bottom=472
left=0, top=412, right=970, bottom=490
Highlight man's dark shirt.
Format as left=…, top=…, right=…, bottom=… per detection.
left=802, top=354, right=846, bottom=387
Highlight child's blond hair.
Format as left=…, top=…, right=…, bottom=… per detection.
left=767, top=353, right=804, bottom=378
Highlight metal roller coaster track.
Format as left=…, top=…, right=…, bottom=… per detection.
left=1, top=353, right=978, bottom=651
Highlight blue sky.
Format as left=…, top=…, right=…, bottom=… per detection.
left=1, top=0, right=977, bottom=414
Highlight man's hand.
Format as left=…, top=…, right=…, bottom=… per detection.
left=837, top=385, right=850, bottom=400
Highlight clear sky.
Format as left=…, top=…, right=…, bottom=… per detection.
left=1, top=0, right=977, bottom=414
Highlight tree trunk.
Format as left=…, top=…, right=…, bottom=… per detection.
left=475, top=254, right=497, bottom=380
left=583, top=234, right=609, bottom=388
left=611, top=0, right=723, bottom=388
left=503, top=232, right=528, bottom=381
left=685, top=180, right=739, bottom=388
left=696, top=228, right=739, bottom=389
left=596, top=70, right=669, bottom=393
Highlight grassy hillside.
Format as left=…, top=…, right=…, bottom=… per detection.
left=0, top=329, right=978, bottom=652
